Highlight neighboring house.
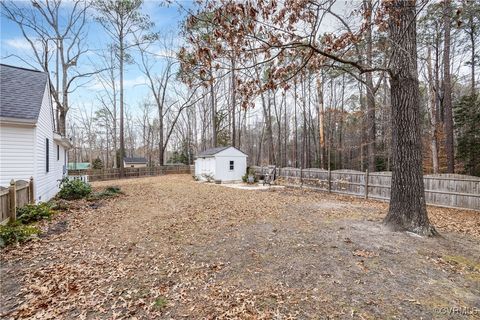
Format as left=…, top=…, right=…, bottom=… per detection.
left=0, top=64, right=72, bottom=202
left=67, top=162, right=91, bottom=170
left=195, top=146, right=248, bottom=183
left=124, top=157, right=147, bottom=168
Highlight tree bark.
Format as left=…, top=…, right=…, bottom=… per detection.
left=364, top=0, right=376, bottom=172
left=210, top=68, right=217, bottom=148
left=231, top=57, right=236, bottom=147
left=316, top=73, right=326, bottom=169
left=383, top=0, right=437, bottom=236
left=469, top=15, right=476, bottom=95
left=339, top=74, right=345, bottom=169
left=427, top=46, right=439, bottom=174
left=265, top=91, right=275, bottom=165
left=119, top=31, right=125, bottom=177
left=443, top=0, right=455, bottom=173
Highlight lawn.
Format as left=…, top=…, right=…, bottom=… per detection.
left=1, top=175, right=479, bottom=319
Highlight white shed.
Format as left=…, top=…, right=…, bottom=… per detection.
left=0, top=64, right=72, bottom=202
left=195, top=146, right=248, bottom=183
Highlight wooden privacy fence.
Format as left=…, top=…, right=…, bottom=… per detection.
left=69, top=165, right=192, bottom=182
left=0, top=178, right=35, bottom=223
left=251, top=166, right=480, bottom=211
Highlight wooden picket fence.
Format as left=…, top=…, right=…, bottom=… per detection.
left=68, top=165, right=192, bottom=182
left=0, top=178, right=35, bottom=224
left=251, top=166, right=480, bottom=211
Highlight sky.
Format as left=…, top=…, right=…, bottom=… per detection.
left=0, top=0, right=194, bottom=125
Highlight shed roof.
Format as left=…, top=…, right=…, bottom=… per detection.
left=197, top=146, right=248, bottom=158
left=197, top=146, right=230, bottom=157
left=68, top=162, right=91, bottom=170
left=0, top=64, right=49, bottom=121
left=124, top=157, right=147, bottom=164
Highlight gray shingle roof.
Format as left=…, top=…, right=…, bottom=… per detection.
left=124, top=157, right=147, bottom=164
left=0, top=64, right=49, bottom=121
left=197, top=146, right=230, bottom=157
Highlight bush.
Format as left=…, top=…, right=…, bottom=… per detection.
left=58, top=178, right=92, bottom=200
left=17, top=203, right=52, bottom=224
left=0, top=222, right=40, bottom=247
left=242, top=168, right=258, bottom=183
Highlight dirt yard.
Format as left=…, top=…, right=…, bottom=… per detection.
left=1, top=175, right=479, bottom=319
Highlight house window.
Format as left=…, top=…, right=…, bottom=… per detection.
left=57, top=145, right=60, bottom=160
left=229, top=160, right=234, bottom=171
left=46, top=138, right=49, bottom=172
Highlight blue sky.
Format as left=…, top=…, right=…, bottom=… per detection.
left=0, top=1, right=194, bottom=123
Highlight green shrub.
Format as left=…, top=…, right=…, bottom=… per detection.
left=58, top=178, right=92, bottom=200
left=17, top=203, right=52, bottom=224
left=0, top=222, right=40, bottom=247
left=242, top=168, right=258, bottom=183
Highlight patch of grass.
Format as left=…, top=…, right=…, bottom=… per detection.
left=87, top=186, right=123, bottom=201
left=466, top=273, right=480, bottom=282
left=153, top=296, right=167, bottom=309
left=0, top=222, right=40, bottom=247
left=16, top=203, right=53, bottom=224
left=443, top=255, right=480, bottom=272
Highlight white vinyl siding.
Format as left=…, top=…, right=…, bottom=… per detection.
left=1, top=81, right=68, bottom=202
left=34, top=83, right=64, bottom=202
left=0, top=125, right=35, bottom=186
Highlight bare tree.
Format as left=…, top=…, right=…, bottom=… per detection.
left=94, top=0, right=154, bottom=176
left=2, top=0, right=94, bottom=135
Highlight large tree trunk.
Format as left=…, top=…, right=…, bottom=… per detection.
left=231, top=57, right=236, bottom=147
left=427, top=46, right=440, bottom=174
left=469, top=15, right=476, bottom=96
left=443, top=0, right=455, bottom=173
left=265, top=91, right=275, bottom=165
left=364, top=0, right=376, bottom=172
left=294, top=80, right=299, bottom=167
left=339, top=74, right=345, bottom=169
left=210, top=68, right=217, bottom=148
left=383, top=0, right=437, bottom=236
left=159, top=109, right=164, bottom=166
left=316, top=74, right=326, bottom=169
left=119, top=33, right=125, bottom=177
left=359, top=80, right=366, bottom=170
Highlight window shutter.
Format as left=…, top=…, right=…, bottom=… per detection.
left=46, top=138, right=49, bottom=172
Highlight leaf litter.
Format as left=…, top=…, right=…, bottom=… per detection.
left=1, top=175, right=479, bottom=319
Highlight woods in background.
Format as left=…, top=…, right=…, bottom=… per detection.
left=2, top=0, right=478, bottom=177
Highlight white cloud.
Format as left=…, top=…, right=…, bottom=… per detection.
left=4, top=37, right=31, bottom=50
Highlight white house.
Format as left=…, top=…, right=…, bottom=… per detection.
left=0, top=64, right=72, bottom=202
left=195, top=146, right=248, bottom=183
left=124, top=157, right=147, bottom=168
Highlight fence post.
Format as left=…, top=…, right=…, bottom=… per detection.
left=300, top=167, right=303, bottom=187
left=364, top=169, right=369, bottom=199
left=29, top=176, right=34, bottom=204
left=328, top=169, right=331, bottom=193
left=8, top=179, right=16, bottom=222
